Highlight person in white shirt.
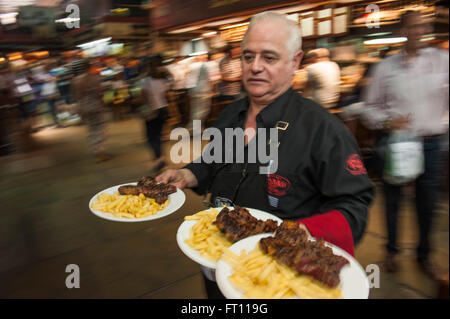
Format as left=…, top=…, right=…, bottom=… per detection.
left=218, top=45, right=242, bottom=102
left=166, top=57, right=189, bottom=91
left=185, top=53, right=212, bottom=132
left=303, top=48, right=341, bottom=109
left=165, top=57, right=192, bottom=127
left=364, top=11, right=449, bottom=279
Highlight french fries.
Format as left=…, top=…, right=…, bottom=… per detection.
left=223, top=246, right=343, bottom=299
left=184, top=208, right=232, bottom=261
left=91, top=193, right=169, bottom=219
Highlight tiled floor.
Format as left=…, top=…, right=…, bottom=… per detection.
left=0, top=118, right=448, bottom=298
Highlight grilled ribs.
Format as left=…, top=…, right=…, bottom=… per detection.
left=118, top=176, right=176, bottom=204
left=259, top=221, right=349, bottom=288
left=213, top=206, right=278, bottom=242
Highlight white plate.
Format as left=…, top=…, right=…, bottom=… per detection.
left=216, top=233, right=370, bottom=299
left=176, top=207, right=283, bottom=270
left=89, top=182, right=185, bottom=222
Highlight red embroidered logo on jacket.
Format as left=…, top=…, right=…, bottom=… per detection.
left=345, top=154, right=367, bottom=175
left=267, top=174, right=291, bottom=197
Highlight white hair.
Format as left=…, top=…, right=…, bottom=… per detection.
left=242, top=11, right=302, bottom=58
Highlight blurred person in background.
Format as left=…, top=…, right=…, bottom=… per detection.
left=12, top=65, right=38, bottom=132
left=166, top=56, right=191, bottom=127
left=303, top=48, right=341, bottom=109
left=50, top=58, right=73, bottom=106
left=166, top=56, right=188, bottom=91
left=205, top=52, right=222, bottom=94
left=71, top=59, right=111, bottom=162
left=124, top=57, right=141, bottom=81
left=218, top=44, right=242, bottom=103
left=138, top=55, right=170, bottom=172
left=111, top=58, right=124, bottom=75
left=185, top=53, right=212, bottom=133
left=343, top=64, right=375, bottom=107
left=292, top=50, right=316, bottom=93
left=364, top=11, right=449, bottom=279
left=39, top=61, right=61, bottom=126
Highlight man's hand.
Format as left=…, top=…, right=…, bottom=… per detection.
left=155, top=168, right=198, bottom=189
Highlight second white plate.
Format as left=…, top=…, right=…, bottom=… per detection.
left=216, top=233, right=370, bottom=299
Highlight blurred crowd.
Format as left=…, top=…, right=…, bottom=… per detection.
left=0, top=19, right=448, bottom=168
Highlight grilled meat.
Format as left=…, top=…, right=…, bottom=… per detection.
left=117, top=176, right=176, bottom=204
left=153, top=194, right=168, bottom=205
left=137, top=176, right=158, bottom=188
left=259, top=221, right=349, bottom=288
left=213, top=206, right=278, bottom=242
left=118, top=185, right=141, bottom=196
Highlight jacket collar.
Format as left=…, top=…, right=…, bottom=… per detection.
left=236, top=87, right=295, bottom=128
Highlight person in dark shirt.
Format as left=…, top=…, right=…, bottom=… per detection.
left=157, top=11, right=374, bottom=298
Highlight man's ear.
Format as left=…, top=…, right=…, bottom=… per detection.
left=292, top=50, right=303, bottom=72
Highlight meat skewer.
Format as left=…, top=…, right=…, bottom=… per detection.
left=118, top=176, right=176, bottom=204
left=213, top=206, right=278, bottom=242
left=259, top=221, right=349, bottom=288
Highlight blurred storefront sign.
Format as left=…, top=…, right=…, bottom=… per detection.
left=350, top=1, right=439, bottom=28
left=18, top=5, right=56, bottom=27
left=99, top=21, right=150, bottom=39
left=151, top=0, right=300, bottom=30
left=154, top=0, right=352, bottom=41
left=18, top=6, right=57, bottom=38
left=65, top=24, right=102, bottom=47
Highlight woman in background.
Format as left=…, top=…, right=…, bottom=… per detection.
left=138, top=55, right=170, bottom=172
left=71, top=59, right=110, bottom=162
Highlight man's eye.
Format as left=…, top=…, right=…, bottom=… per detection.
left=264, top=56, right=276, bottom=63
left=243, top=55, right=254, bottom=63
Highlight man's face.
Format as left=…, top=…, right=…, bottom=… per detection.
left=400, top=13, right=430, bottom=50
left=242, top=21, right=302, bottom=105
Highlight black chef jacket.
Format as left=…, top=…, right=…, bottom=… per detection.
left=185, top=88, right=374, bottom=245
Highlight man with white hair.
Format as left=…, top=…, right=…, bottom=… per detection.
left=303, top=47, right=341, bottom=109
left=157, top=11, right=373, bottom=298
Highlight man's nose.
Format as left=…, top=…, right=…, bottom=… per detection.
left=250, top=56, right=264, bottom=73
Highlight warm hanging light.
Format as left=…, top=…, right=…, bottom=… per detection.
left=77, top=38, right=112, bottom=48
left=363, top=37, right=407, bottom=45
left=202, top=31, right=217, bottom=37
left=219, top=22, right=249, bottom=30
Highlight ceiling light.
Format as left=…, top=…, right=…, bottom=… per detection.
left=55, top=17, right=80, bottom=24
left=363, top=37, right=407, bottom=45
left=189, top=51, right=208, bottom=56
left=77, top=38, right=112, bottom=48
left=202, top=31, right=217, bottom=37
left=167, top=26, right=203, bottom=34
left=365, top=32, right=392, bottom=37
left=111, top=8, right=129, bottom=15
left=421, top=37, right=435, bottom=42
left=0, top=12, right=18, bottom=25
left=219, top=22, right=249, bottom=30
